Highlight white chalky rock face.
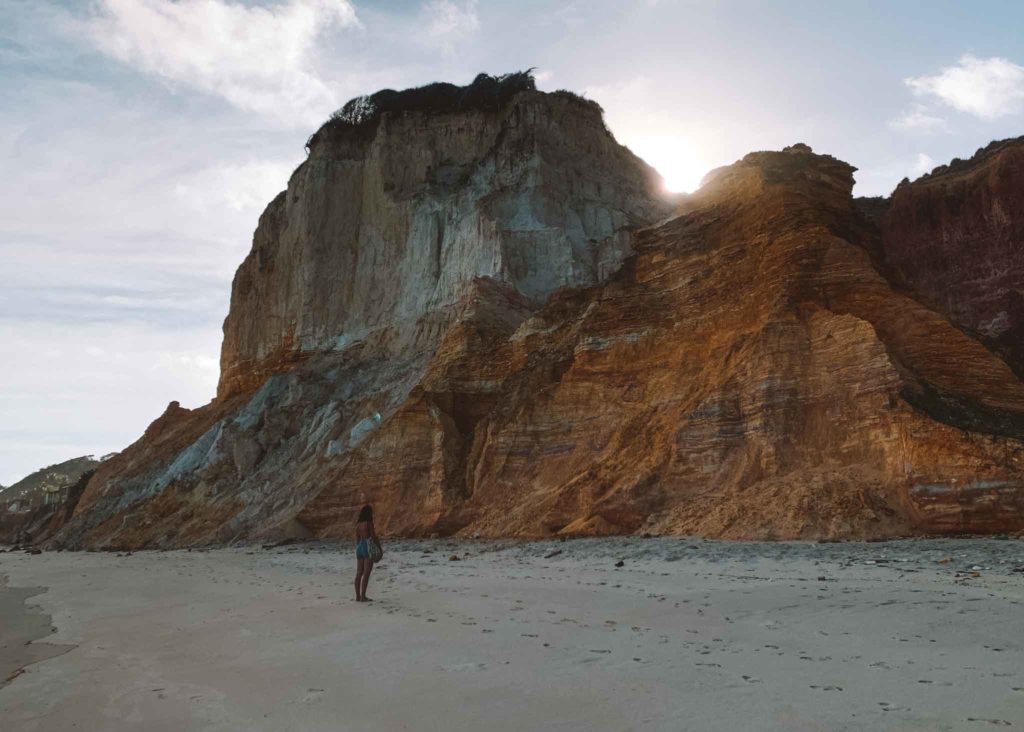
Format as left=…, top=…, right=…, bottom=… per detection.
left=219, top=90, right=668, bottom=397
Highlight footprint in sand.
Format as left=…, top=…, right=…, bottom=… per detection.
left=966, top=719, right=1012, bottom=726
left=878, top=702, right=910, bottom=713
left=302, top=689, right=325, bottom=703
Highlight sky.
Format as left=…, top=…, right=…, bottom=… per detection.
left=2, top=0, right=1024, bottom=485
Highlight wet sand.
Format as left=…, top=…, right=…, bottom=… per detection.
left=0, top=579, right=74, bottom=689
left=1, top=538, right=1022, bottom=731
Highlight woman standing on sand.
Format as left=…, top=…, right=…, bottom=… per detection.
left=354, top=505, right=383, bottom=602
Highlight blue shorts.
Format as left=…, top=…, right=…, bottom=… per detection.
left=356, top=539, right=370, bottom=559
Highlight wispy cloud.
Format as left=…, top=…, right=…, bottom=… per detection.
left=534, top=69, right=554, bottom=86
left=421, top=0, right=480, bottom=55
left=914, top=152, right=935, bottom=175
left=174, top=160, right=297, bottom=213
left=906, top=54, right=1024, bottom=120
left=82, top=0, right=359, bottom=127
left=855, top=152, right=941, bottom=195
left=0, top=319, right=222, bottom=485
left=889, top=105, right=950, bottom=133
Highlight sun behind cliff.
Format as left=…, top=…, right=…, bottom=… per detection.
left=626, top=134, right=709, bottom=193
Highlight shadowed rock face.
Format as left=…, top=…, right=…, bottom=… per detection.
left=22, top=80, right=1024, bottom=549
left=880, top=137, right=1024, bottom=378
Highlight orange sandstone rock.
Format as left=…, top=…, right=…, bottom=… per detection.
left=26, top=82, right=1024, bottom=549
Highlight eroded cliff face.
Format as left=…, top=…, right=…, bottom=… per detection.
left=219, top=90, right=666, bottom=397
left=45, top=84, right=670, bottom=549
left=299, top=144, right=1024, bottom=540
left=880, top=137, right=1024, bottom=378
left=26, top=81, right=1024, bottom=549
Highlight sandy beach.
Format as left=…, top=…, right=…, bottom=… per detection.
left=1, top=538, right=1023, bottom=731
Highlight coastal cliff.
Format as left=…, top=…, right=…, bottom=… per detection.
left=880, top=137, right=1024, bottom=379
left=14, top=74, right=1023, bottom=549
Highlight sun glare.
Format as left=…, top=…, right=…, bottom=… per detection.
left=628, top=135, right=708, bottom=194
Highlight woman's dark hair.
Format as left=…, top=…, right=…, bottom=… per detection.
left=357, top=505, right=373, bottom=523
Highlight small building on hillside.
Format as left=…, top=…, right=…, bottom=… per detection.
left=5, top=499, right=28, bottom=513
left=42, top=484, right=67, bottom=507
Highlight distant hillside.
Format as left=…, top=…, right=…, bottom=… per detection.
left=0, top=456, right=104, bottom=511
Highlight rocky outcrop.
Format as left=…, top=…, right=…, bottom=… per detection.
left=880, top=137, right=1024, bottom=378
left=219, top=75, right=666, bottom=397
left=30, top=75, right=1024, bottom=548
left=298, top=144, right=1024, bottom=540
left=46, top=75, right=671, bottom=549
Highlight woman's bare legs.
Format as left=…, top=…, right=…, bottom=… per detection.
left=355, top=557, right=366, bottom=601
left=359, top=559, right=374, bottom=601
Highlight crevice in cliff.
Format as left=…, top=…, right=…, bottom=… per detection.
left=898, top=381, right=1024, bottom=440
left=424, top=391, right=496, bottom=534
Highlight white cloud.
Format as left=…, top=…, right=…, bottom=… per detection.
left=889, top=105, right=950, bottom=133
left=174, top=160, right=297, bottom=213
left=421, top=0, right=480, bottom=54
left=914, top=152, right=935, bottom=176
left=854, top=152, right=941, bottom=196
left=84, top=0, right=359, bottom=127
left=906, top=54, right=1024, bottom=120
left=0, top=319, right=222, bottom=485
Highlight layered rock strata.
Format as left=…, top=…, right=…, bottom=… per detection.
left=300, top=145, right=1024, bottom=540
left=219, top=82, right=665, bottom=397
left=880, top=137, right=1024, bottom=378
left=19, top=77, right=1024, bottom=548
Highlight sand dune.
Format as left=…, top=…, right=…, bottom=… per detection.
left=1, top=538, right=1023, bottom=731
